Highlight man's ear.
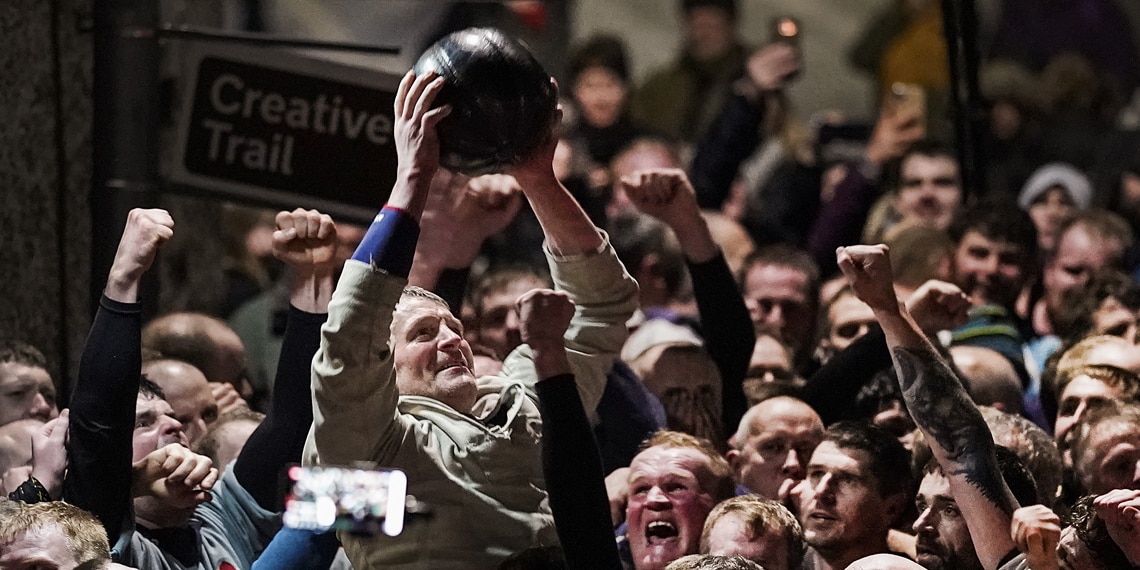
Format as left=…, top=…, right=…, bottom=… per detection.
left=725, top=448, right=742, bottom=471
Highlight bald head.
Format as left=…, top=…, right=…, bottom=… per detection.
left=845, top=553, right=926, bottom=570
left=729, top=397, right=824, bottom=499
left=950, top=346, right=1023, bottom=414
left=142, top=359, right=217, bottom=447
left=142, top=312, right=247, bottom=388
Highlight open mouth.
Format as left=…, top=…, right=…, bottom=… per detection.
left=645, top=520, right=679, bottom=544
left=808, top=511, right=837, bottom=523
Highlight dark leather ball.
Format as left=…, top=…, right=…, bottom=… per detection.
left=413, top=27, right=558, bottom=175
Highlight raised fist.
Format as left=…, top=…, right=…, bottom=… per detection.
left=905, top=279, right=970, bottom=334
left=109, top=209, right=174, bottom=283
left=1011, top=504, right=1061, bottom=570
left=836, top=244, right=898, bottom=313
left=516, top=288, right=575, bottom=350
left=272, top=208, right=337, bottom=274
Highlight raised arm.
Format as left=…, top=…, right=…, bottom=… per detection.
left=308, top=71, right=449, bottom=467
left=504, top=112, right=639, bottom=415
left=64, top=208, right=172, bottom=542
left=621, top=168, right=754, bottom=436
left=838, top=244, right=1018, bottom=570
left=518, top=288, right=622, bottom=570
left=233, top=208, right=336, bottom=509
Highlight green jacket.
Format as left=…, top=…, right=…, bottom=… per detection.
left=305, top=238, right=638, bottom=569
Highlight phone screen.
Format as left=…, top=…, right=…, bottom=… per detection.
left=283, top=465, right=409, bottom=536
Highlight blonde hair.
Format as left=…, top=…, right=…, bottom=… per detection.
left=700, top=494, right=804, bottom=568
left=0, top=501, right=110, bottom=567
left=641, top=430, right=734, bottom=502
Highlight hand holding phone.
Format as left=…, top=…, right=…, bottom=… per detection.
left=283, top=465, right=409, bottom=537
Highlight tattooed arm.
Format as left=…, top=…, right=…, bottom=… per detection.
left=837, top=245, right=1020, bottom=570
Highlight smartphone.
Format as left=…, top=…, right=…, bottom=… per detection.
left=889, top=82, right=926, bottom=121
left=770, top=16, right=800, bottom=46
left=283, top=465, right=408, bottom=536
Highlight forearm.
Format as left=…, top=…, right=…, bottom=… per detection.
left=881, top=306, right=1017, bottom=514
left=310, top=263, right=405, bottom=466
left=288, top=269, right=334, bottom=314
left=64, top=296, right=142, bottom=542
left=536, top=374, right=623, bottom=570
left=687, top=253, right=754, bottom=437
left=235, top=306, right=326, bottom=509
left=520, top=176, right=603, bottom=257
left=544, top=239, right=639, bottom=414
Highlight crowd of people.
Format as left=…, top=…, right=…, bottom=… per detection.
left=4, top=0, right=1140, bottom=569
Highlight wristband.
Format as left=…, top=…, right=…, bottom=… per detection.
left=351, top=206, right=421, bottom=278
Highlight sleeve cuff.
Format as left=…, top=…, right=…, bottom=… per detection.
left=351, top=206, right=420, bottom=278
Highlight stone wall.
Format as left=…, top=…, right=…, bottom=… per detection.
left=0, top=1, right=93, bottom=394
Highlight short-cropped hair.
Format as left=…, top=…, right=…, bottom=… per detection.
left=0, top=501, right=110, bottom=567
left=823, top=421, right=913, bottom=497
left=700, top=495, right=804, bottom=568
left=641, top=430, right=735, bottom=502
left=666, top=554, right=764, bottom=570
left=0, top=340, right=47, bottom=369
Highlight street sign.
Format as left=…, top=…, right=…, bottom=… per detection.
left=171, top=44, right=401, bottom=221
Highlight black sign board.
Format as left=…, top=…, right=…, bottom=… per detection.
left=172, top=46, right=401, bottom=221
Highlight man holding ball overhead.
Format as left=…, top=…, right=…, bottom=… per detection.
left=305, top=29, right=638, bottom=569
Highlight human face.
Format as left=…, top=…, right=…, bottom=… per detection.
left=952, top=231, right=1028, bottom=309
left=143, top=360, right=218, bottom=448
left=1092, top=296, right=1140, bottom=342
left=746, top=335, right=795, bottom=384
left=684, top=6, right=734, bottom=63
left=1043, top=227, right=1120, bottom=317
left=393, top=296, right=477, bottom=412
left=0, top=525, right=85, bottom=570
left=729, top=398, right=823, bottom=499
left=0, top=419, right=43, bottom=475
left=1028, top=187, right=1077, bottom=252
left=574, top=66, right=626, bottom=129
left=913, top=471, right=983, bottom=570
left=476, top=276, right=547, bottom=358
left=705, top=512, right=792, bottom=570
left=1054, top=375, right=1120, bottom=448
left=132, top=395, right=188, bottom=462
left=743, top=264, right=814, bottom=354
left=1078, top=422, right=1140, bottom=494
left=0, top=363, right=57, bottom=426
left=795, top=442, right=898, bottom=556
left=827, top=294, right=877, bottom=353
left=626, top=446, right=718, bottom=570
left=895, top=154, right=962, bottom=231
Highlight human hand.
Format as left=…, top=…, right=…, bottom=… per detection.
left=391, top=71, right=451, bottom=214
left=1011, top=504, right=1061, bottom=570
left=132, top=443, right=219, bottom=510
left=106, top=208, right=174, bottom=302
left=1094, top=489, right=1140, bottom=565
left=620, top=169, right=700, bottom=230
left=418, top=172, right=523, bottom=269
left=905, top=280, right=970, bottom=334
left=272, top=208, right=337, bottom=275
left=865, top=105, right=925, bottom=165
left=836, top=245, right=900, bottom=313
left=745, top=42, right=800, bottom=92
left=209, top=382, right=247, bottom=414
left=516, top=289, right=575, bottom=352
left=31, top=409, right=69, bottom=499
left=606, top=467, right=631, bottom=527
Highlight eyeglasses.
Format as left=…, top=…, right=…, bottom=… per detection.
left=833, top=320, right=880, bottom=341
